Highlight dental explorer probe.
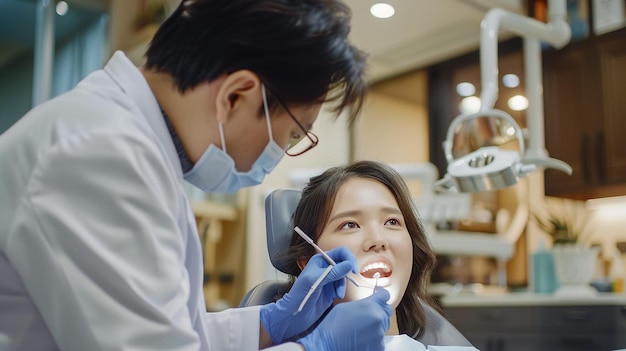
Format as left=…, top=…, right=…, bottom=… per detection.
left=372, top=272, right=380, bottom=295
left=294, top=226, right=381, bottom=314
left=295, top=265, right=333, bottom=314
left=293, top=226, right=369, bottom=314
left=294, top=226, right=362, bottom=288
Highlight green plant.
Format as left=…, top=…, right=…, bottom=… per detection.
left=531, top=198, right=591, bottom=245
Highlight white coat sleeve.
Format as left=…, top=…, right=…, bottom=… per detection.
left=202, top=306, right=262, bottom=350
left=7, top=130, right=200, bottom=350
left=201, top=305, right=303, bottom=350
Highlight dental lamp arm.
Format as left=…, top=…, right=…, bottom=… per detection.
left=479, top=2, right=571, bottom=112
left=519, top=157, right=573, bottom=176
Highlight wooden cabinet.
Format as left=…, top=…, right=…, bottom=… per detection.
left=192, top=197, right=248, bottom=311
left=445, top=303, right=626, bottom=351
left=459, top=332, right=549, bottom=351
left=600, top=35, right=626, bottom=185
left=543, top=28, right=626, bottom=199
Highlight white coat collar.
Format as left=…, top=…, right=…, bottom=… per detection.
left=103, top=51, right=183, bottom=178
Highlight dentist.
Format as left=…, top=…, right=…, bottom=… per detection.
left=0, top=0, right=392, bottom=350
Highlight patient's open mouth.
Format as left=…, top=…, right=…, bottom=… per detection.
left=360, top=262, right=392, bottom=279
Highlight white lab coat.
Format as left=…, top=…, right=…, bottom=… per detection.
left=0, top=51, right=300, bottom=351
left=384, top=335, right=478, bottom=351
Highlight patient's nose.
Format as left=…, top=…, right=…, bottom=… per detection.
left=362, top=227, right=388, bottom=251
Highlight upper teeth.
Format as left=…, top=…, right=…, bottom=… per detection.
left=361, top=262, right=390, bottom=273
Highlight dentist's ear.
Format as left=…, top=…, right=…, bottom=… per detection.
left=214, top=70, right=262, bottom=125
left=296, top=258, right=309, bottom=272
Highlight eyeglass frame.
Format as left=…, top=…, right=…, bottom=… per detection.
left=269, top=92, right=319, bottom=157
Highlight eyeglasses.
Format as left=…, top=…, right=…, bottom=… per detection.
left=271, top=94, right=319, bottom=157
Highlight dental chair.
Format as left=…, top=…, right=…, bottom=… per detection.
left=240, top=188, right=472, bottom=347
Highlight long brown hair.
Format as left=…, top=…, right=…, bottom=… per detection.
left=279, top=160, right=438, bottom=338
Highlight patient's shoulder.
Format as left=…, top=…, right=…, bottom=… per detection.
left=384, top=335, right=426, bottom=351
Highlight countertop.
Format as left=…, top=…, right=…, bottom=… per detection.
left=441, top=291, right=626, bottom=307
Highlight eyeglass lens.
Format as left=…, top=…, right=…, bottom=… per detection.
left=286, top=132, right=318, bottom=156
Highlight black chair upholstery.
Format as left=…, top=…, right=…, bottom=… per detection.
left=239, top=280, right=290, bottom=307
left=241, top=188, right=472, bottom=347
left=263, top=188, right=301, bottom=274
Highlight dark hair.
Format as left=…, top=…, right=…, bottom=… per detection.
left=280, top=160, right=438, bottom=339
left=144, top=0, right=368, bottom=124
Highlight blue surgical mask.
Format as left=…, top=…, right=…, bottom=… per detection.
left=183, top=85, right=285, bottom=193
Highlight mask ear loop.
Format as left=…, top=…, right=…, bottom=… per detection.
left=220, top=84, right=273, bottom=155
left=261, top=84, right=274, bottom=142
left=217, top=122, right=227, bottom=154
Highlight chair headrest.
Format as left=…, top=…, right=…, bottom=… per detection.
left=265, top=188, right=302, bottom=274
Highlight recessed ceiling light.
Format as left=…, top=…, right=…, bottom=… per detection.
left=370, top=3, right=395, bottom=19
left=502, top=74, right=520, bottom=88
left=456, top=82, right=476, bottom=97
left=56, top=1, right=69, bottom=16
left=508, top=95, right=529, bottom=111
left=459, top=96, right=481, bottom=114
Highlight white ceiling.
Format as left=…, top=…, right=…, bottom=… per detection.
left=0, top=0, right=528, bottom=80
left=343, top=0, right=527, bottom=82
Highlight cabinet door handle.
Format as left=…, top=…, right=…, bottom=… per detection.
left=596, top=130, right=606, bottom=182
left=582, top=133, right=591, bottom=183
left=480, top=310, right=504, bottom=321
left=486, top=338, right=494, bottom=351
left=564, top=309, right=589, bottom=320
left=495, top=337, right=504, bottom=351
left=559, top=336, right=594, bottom=348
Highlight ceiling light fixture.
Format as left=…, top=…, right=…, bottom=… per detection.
left=370, top=3, right=395, bottom=19
left=502, top=74, right=520, bottom=88
left=508, top=95, right=529, bottom=111
left=56, top=1, right=69, bottom=16
left=459, top=96, right=481, bottom=114
left=456, top=82, right=476, bottom=97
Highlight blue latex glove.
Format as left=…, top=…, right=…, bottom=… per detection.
left=260, top=246, right=357, bottom=344
left=297, top=288, right=392, bottom=351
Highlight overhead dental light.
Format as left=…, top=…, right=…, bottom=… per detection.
left=435, top=0, right=574, bottom=193
left=435, top=109, right=572, bottom=193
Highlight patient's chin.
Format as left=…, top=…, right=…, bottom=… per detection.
left=342, top=283, right=401, bottom=308
left=384, top=286, right=402, bottom=308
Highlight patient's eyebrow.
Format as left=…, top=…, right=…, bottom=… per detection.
left=328, top=207, right=402, bottom=223
left=381, top=207, right=402, bottom=216
left=328, top=210, right=362, bottom=223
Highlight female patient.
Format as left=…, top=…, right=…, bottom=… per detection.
left=280, top=160, right=472, bottom=347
